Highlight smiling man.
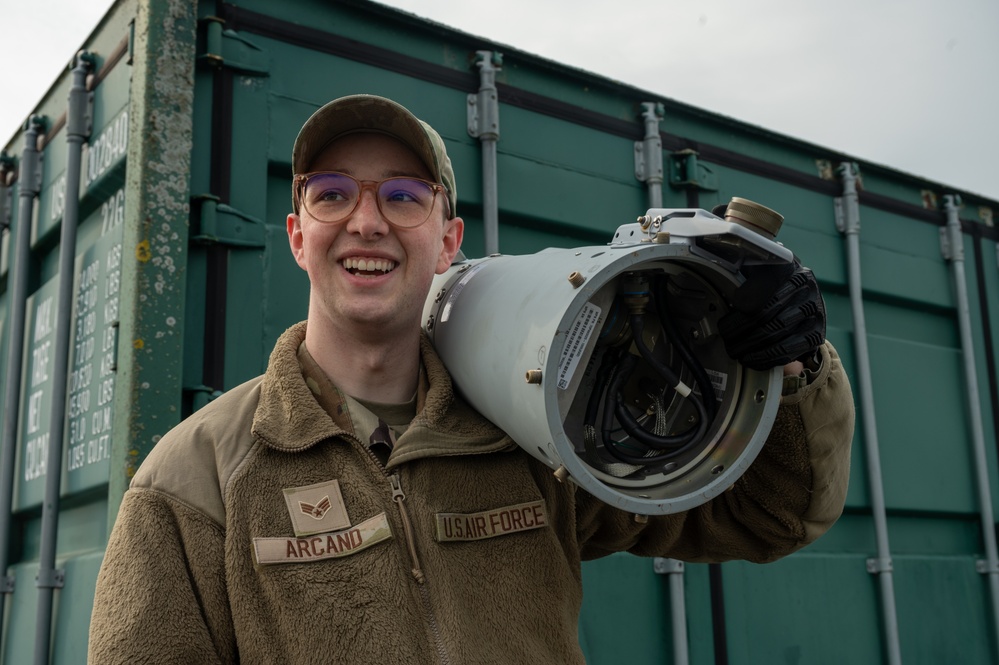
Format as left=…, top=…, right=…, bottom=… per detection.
left=88, top=94, right=854, bottom=664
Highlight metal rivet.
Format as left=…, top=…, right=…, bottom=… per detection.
left=568, top=271, right=585, bottom=288
left=711, top=465, right=724, bottom=475
left=553, top=465, right=569, bottom=483
left=525, top=369, right=543, bottom=384
left=755, top=389, right=765, bottom=403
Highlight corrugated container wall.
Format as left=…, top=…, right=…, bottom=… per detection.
left=1, top=0, right=997, bottom=662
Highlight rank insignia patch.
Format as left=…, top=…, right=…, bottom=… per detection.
left=283, top=480, right=350, bottom=537
left=300, top=496, right=332, bottom=520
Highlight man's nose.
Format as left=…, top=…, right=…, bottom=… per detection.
left=345, top=188, right=390, bottom=238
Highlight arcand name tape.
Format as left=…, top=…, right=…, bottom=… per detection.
left=435, top=500, right=548, bottom=542
left=253, top=513, right=392, bottom=565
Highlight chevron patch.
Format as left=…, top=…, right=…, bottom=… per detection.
left=283, top=480, right=350, bottom=536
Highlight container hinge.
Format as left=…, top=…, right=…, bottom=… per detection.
left=467, top=51, right=502, bottom=140
left=979, top=206, right=994, bottom=228
left=0, top=151, right=15, bottom=230
left=192, top=195, right=266, bottom=248
left=940, top=194, right=964, bottom=262
left=866, top=557, right=893, bottom=574
left=976, top=559, right=999, bottom=575
left=653, top=557, right=685, bottom=575
left=668, top=149, right=718, bottom=191
left=69, top=52, right=97, bottom=140
left=185, top=384, right=224, bottom=412
left=197, top=17, right=269, bottom=75
left=634, top=102, right=664, bottom=186
left=35, top=568, right=65, bottom=589
left=21, top=115, right=47, bottom=198
left=0, top=575, right=14, bottom=593
left=835, top=162, right=863, bottom=235
left=833, top=197, right=846, bottom=233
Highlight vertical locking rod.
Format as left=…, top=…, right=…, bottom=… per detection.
left=468, top=50, right=502, bottom=255
left=941, top=194, right=999, bottom=661
left=33, top=51, right=94, bottom=665
left=0, top=114, right=46, bottom=653
left=835, top=162, right=902, bottom=665
left=653, top=557, right=689, bottom=665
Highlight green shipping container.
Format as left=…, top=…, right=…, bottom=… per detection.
left=1, top=1, right=997, bottom=663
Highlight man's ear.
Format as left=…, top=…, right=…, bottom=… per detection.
left=287, top=213, right=307, bottom=270
left=437, top=216, right=464, bottom=274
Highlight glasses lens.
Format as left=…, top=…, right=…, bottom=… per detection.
left=377, top=177, right=437, bottom=227
left=301, top=174, right=439, bottom=227
left=302, top=173, right=359, bottom=222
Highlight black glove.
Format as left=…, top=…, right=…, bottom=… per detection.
left=718, top=258, right=826, bottom=370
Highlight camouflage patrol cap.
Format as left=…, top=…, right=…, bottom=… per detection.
left=292, top=94, right=457, bottom=219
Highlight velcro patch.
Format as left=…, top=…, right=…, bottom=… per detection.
left=254, top=513, right=392, bottom=565
left=282, top=480, right=350, bottom=537
left=435, top=500, right=548, bottom=542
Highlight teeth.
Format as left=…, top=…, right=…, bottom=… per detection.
left=342, top=257, right=397, bottom=273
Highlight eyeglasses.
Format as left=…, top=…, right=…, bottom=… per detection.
left=293, top=171, right=448, bottom=228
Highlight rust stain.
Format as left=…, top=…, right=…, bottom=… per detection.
left=136, top=240, right=152, bottom=262
left=921, top=190, right=938, bottom=210
left=133, top=339, right=145, bottom=350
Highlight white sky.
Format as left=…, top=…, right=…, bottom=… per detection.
left=2, top=0, right=996, bottom=201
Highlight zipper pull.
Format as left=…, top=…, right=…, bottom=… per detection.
left=389, top=474, right=405, bottom=502
left=388, top=474, right=425, bottom=584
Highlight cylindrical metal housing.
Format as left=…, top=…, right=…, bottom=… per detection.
left=423, top=214, right=785, bottom=515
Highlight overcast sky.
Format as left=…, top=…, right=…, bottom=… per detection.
left=2, top=0, right=996, bottom=201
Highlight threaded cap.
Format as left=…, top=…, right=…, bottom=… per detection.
left=724, top=197, right=783, bottom=239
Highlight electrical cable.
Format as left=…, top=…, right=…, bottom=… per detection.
left=581, top=273, right=718, bottom=469
left=652, top=275, right=719, bottom=422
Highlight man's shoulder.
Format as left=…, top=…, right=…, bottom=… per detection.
left=130, top=375, right=266, bottom=525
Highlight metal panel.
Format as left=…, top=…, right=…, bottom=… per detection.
left=1, top=0, right=998, bottom=662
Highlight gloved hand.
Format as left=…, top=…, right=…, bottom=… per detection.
left=718, top=257, right=826, bottom=371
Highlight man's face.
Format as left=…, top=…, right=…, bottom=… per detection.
left=287, top=132, right=463, bottom=337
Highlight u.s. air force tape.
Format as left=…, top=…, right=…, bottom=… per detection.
left=435, top=500, right=548, bottom=542
left=253, top=513, right=392, bottom=565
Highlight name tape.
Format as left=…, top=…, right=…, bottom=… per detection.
left=254, top=513, right=392, bottom=565
left=435, top=500, right=548, bottom=542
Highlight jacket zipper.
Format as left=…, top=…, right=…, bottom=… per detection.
left=388, top=472, right=451, bottom=665
left=388, top=473, right=425, bottom=583
left=353, top=440, right=450, bottom=664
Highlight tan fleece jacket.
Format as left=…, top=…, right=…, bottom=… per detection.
left=88, top=322, right=854, bottom=664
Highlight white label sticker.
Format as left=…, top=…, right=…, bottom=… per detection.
left=557, top=303, right=602, bottom=390
left=703, top=369, right=728, bottom=401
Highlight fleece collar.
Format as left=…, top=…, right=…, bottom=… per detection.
left=252, top=322, right=514, bottom=464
